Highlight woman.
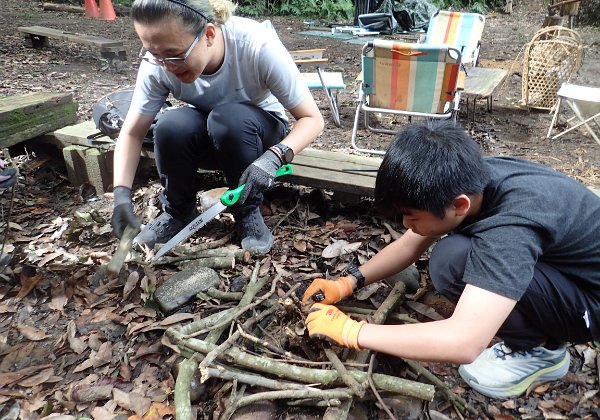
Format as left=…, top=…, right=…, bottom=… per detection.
left=111, top=0, right=324, bottom=254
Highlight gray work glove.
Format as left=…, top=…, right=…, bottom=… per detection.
left=111, top=186, right=140, bottom=239
left=237, top=149, right=282, bottom=205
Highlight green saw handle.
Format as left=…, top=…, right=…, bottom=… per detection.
left=220, top=164, right=293, bottom=207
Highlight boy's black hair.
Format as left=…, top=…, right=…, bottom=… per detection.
left=375, top=120, right=490, bottom=218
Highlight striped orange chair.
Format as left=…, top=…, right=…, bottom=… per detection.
left=351, top=40, right=462, bottom=154
left=424, top=10, right=485, bottom=68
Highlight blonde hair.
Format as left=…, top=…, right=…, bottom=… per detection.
left=192, top=0, right=237, bottom=24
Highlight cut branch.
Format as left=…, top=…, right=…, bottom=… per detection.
left=167, top=329, right=435, bottom=401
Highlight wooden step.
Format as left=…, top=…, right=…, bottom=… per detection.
left=0, top=92, right=78, bottom=149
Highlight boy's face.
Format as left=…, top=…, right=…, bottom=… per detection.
left=400, top=208, right=458, bottom=238
left=400, top=195, right=474, bottom=238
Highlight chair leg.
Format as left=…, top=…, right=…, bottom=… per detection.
left=316, top=67, right=341, bottom=128
left=547, top=98, right=562, bottom=139
left=351, top=94, right=386, bottom=155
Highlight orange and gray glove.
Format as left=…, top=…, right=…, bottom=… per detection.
left=302, top=276, right=355, bottom=305
left=306, top=303, right=366, bottom=350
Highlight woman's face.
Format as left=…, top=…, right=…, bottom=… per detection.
left=135, top=18, right=209, bottom=83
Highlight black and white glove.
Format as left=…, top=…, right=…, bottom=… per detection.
left=111, top=186, right=140, bottom=239
left=237, top=150, right=282, bottom=205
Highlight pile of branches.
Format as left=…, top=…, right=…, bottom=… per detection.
left=164, top=262, right=477, bottom=419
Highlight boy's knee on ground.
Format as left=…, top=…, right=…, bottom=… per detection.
left=429, top=234, right=471, bottom=299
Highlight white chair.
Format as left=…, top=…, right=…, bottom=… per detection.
left=547, top=83, right=600, bottom=146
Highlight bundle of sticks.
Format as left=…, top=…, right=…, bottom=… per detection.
left=164, top=263, right=479, bottom=420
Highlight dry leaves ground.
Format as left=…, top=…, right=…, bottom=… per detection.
left=1, top=0, right=600, bottom=419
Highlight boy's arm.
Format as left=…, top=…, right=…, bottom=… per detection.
left=303, top=229, right=436, bottom=304
left=359, top=229, right=436, bottom=286
left=308, top=284, right=517, bottom=364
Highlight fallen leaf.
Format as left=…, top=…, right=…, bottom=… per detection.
left=92, top=342, right=113, bottom=368
left=321, top=239, right=362, bottom=258
left=19, top=367, right=54, bottom=387
left=112, top=388, right=151, bottom=417
left=122, top=271, right=140, bottom=302
left=67, top=320, right=87, bottom=354
left=15, top=323, right=47, bottom=341
left=16, top=267, right=42, bottom=299
left=293, top=240, right=307, bottom=252
left=159, top=313, right=194, bottom=326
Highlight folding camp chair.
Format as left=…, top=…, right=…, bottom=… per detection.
left=424, top=10, right=485, bottom=68
left=547, top=83, right=600, bottom=146
left=350, top=40, right=462, bottom=155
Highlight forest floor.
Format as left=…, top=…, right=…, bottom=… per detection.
left=0, top=0, right=599, bottom=419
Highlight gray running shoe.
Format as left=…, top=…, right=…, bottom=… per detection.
left=458, top=342, right=570, bottom=399
left=133, top=210, right=199, bottom=249
left=232, top=206, right=273, bottom=255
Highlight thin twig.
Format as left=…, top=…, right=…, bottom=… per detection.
left=368, top=354, right=395, bottom=420
left=220, top=388, right=353, bottom=420
left=403, top=359, right=480, bottom=417
left=324, top=348, right=366, bottom=398
left=273, top=198, right=300, bottom=230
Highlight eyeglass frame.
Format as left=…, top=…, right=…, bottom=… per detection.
left=138, top=29, right=204, bottom=68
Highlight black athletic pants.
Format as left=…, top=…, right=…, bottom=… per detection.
left=429, top=234, right=596, bottom=350
left=152, top=103, right=287, bottom=220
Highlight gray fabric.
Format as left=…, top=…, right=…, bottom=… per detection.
left=457, top=157, right=600, bottom=307
left=377, top=0, right=437, bottom=32
left=130, top=16, right=309, bottom=123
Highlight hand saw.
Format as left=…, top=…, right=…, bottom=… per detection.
left=153, top=164, right=292, bottom=260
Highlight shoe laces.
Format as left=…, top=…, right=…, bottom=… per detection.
left=147, top=213, right=180, bottom=236
left=492, top=343, right=532, bottom=360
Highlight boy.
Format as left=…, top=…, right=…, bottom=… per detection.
left=303, top=120, right=600, bottom=398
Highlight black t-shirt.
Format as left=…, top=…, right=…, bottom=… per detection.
left=456, top=157, right=600, bottom=303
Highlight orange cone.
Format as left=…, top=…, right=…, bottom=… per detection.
left=98, top=0, right=116, bottom=21
left=84, top=0, right=100, bottom=18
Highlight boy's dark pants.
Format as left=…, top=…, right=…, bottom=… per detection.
left=152, top=104, right=287, bottom=220
left=429, top=234, right=596, bottom=350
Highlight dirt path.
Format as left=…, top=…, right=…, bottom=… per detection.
left=1, top=0, right=598, bottom=187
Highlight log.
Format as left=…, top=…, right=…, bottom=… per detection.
left=0, top=92, right=78, bottom=149
left=167, top=329, right=435, bottom=401
left=107, top=224, right=141, bottom=277
left=42, top=2, right=84, bottom=13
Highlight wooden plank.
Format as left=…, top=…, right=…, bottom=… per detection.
left=289, top=49, right=325, bottom=60
left=0, top=92, right=78, bottom=148
left=463, top=67, right=508, bottom=99
left=299, top=148, right=382, bottom=167
left=43, top=120, right=382, bottom=195
left=0, top=92, right=74, bottom=120
left=18, top=25, right=124, bottom=48
left=282, top=165, right=376, bottom=196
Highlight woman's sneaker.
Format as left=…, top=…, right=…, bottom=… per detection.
left=232, top=206, right=273, bottom=255
left=133, top=210, right=199, bottom=249
left=458, top=342, right=570, bottom=399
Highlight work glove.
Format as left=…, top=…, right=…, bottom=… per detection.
left=237, top=150, right=281, bottom=206
left=302, top=276, right=355, bottom=305
left=306, top=303, right=366, bottom=350
left=111, top=186, right=140, bottom=239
